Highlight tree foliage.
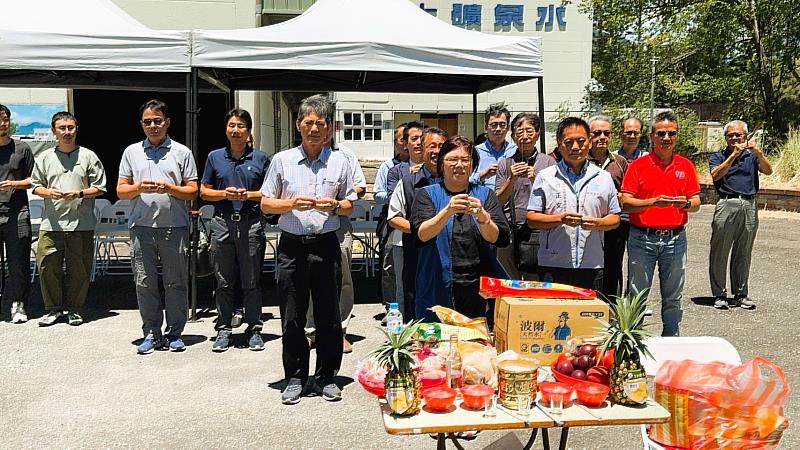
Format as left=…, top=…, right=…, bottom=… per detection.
left=579, top=0, right=800, bottom=150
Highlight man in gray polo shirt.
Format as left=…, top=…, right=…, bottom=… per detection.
left=117, top=99, right=198, bottom=354
left=31, top=111, right=106, bottom=327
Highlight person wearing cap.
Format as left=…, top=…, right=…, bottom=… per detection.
left=201, top=108, right=270, bottom=352
left=620, top=110, right=700, bottom=337
left=708, top=120, right=771, bottom=310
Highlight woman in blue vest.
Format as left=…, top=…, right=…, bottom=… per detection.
left=411, top=136, right=510, bottom=322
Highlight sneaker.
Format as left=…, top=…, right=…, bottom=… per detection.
left=343, top=337, right=353, bottom=354
left=137, top=333, right=164, bottom=354
left=306, top=333, right=316, bottom=349
left=643, top=308, right=653, bottom=317
left=281, top=378, right=303, bottom=405
left=67, top=312, right=83, bottom=326
left=319, top=382, right=342, bottom=402
left=166, top=335, right=186, bottom=352
left=714, top=297, right=730, bottom=310
left=212, top=330, right=231, bottom=352
left=248, top=331, right=265, bottom=351
left=10, top=302, right=27, bottom=324
left=231, top=309, right=244, bottom=328
left=38, top=311, right=63, bottom=327
left=737, top=296, right=756, bottom=310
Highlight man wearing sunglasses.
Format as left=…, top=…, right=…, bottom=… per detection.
left=617, top=116, right=648, bottom=162
left=588, top=115, right=629, bottom=299
left=620, top=110, right=700, bottom=336
left=118, top=99, right=199, bottom=354
left=708, top=120, right=771, bottom=310
left=471, top=103, right=517, bottom=190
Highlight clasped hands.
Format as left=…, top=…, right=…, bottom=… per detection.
left=292, top=195, right=338, bottom=212
left=558, top=212, right=604, bottom=230
left=447, top=194, right=490, bottom=224
left=139, top=179, right=172, bottom=195
left=224, top=187, right=248, bottom=201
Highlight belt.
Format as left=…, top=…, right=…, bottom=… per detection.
left=214, top=211, right=260, bottom=222
left=718, top=193, right=755, bottom=200
left=633, top=225, right=684, bottom=237
left=281, top=230, right=335, bottom=244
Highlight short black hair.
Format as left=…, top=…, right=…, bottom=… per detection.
left=651, top=110, right=679, bottom=130
left=556, top=117, right=590, bottom=142
left=484, top=102, right=511, bottom=126
left=139, top=99, right=169, bottom=119
left=0, top=104, right=10, bottom=120
left=511, top=112, right=541, bottom=133
left=51, top=111, right=77, bottom=128
left=422, top=126, right=449, bottom=145
left=402, top=121, right=426, bottom=142
left=437, top=135, right=480, bottom=176
left=225, top=108, right=252, bottom=130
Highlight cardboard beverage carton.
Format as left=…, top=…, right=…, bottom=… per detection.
left=493, top=297, right=609, bottom=365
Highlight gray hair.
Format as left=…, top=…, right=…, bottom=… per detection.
left=723, top=120, right=749, bottom=134
left=651, top=110, right=679, bottom=130
left=587, top=114, right=612, bottom=128
left=297, top=94, right=333, bottom=124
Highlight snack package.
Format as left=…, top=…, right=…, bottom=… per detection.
left=479, top=276, right=596, bottom=300
left=649, top=357, right=790, bottom=449
left=431, top=305, right=490, bottom=340
left=434, top=340, right=498, bottom=387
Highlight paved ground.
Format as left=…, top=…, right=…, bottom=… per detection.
left=0, top=205, right=796, bottom=449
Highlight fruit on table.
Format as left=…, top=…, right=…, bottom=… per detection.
left=586, top=366, right=610, bottom=385
left=599, top=291, right=654, bottom=405
left=556, top=360, right=574, bottom=375
left=598, top=347, right=615, bottom=369
left=577, top=344, right=597, bottom=357
left=570, top=369, right=586, bottom=380
left=557, top=352, right=576, bottom=365
left=573, top=355, right=596, bottom=371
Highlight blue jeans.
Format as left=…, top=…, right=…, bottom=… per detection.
left=627, top=227, right=687, bottom=336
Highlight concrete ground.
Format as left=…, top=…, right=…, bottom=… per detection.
left=0, top=205, right=796, bottom=449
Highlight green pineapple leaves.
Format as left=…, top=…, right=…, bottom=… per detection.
left=598, top=290, right=655, bottom=362
left=368, top=320, right=422, bottom=374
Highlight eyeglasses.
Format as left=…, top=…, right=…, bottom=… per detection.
left=591, top=130, right=612, bottom=137
left=514, top=128, right=537, bottom=137
left=562, top=138, right=588, bottom=148
left=55, top=125, right=77, bottom=132
left=141, top=118, right=165, bottom=126
left=488, top=122, right=508, bottom=129
left=655, top=130, right=678, bottom=138
left=725, top=132, right=744, bottom=138
left=443, top=157, right=472, bottom=166
left=623, top=130, right=641, bottom=136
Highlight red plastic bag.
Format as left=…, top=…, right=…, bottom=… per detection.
left=478, top=276, right=596, bottom=299
left=649, top=357, right=790, bottom=449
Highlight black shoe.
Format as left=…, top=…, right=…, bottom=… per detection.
left=38, top=311, right=63, bottom=327
left=281, top=378, right=303, bottom=405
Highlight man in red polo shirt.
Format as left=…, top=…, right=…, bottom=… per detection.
left=620, top=110, right=700, bottom=336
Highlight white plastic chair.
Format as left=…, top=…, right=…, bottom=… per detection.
left=639, top=336, right=741, bottom=450
left=93, top=198, right=111, bottom=219
left=93, top=205, right=132, bottom=279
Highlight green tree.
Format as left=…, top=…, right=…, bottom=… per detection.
left=579, top=0, right=800, bottom=150
left=8, top=121, right=17, bottom=136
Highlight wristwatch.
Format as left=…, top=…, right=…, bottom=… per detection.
left=78, top=190, right=85, bottom=199
left=683, top=199, right=691, bottom=209
left=334, top=200, right=341, bottom=211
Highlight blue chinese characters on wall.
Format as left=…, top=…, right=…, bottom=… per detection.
left=449, top=3, right=567, bottom=31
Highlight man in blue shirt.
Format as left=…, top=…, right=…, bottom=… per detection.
left=616, top=116, right=649, bottom=162
left=471, top=103, right=517, bottom=190
left=201, top=108, right=270, bottom=352
left=708, top=120, right=772, bottom=310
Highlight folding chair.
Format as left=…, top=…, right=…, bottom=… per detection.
left=28, top=199, right=45, bottom=282
left=93, top=204, right=131, bottom=279
left=639, top=336, right=741, bottom=450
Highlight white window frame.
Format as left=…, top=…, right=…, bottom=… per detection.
left=342, top=111, right=383, bottom=142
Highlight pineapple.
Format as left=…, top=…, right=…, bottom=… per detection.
left=369, top=320, right=422, bottom=416
left=598, top=290, right=655, bottom=405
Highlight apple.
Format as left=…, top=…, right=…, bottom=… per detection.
left=577, top=344, right=597, bottom=357
left=570, top=369, right=587, bottom=380
left=574, top=355, right=592, bottom=371
left=556, top=360, right=574, bottom=375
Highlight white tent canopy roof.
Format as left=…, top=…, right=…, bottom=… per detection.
left=192, top=0, right=542, bottom=93
left=0, top=0, right=191, bottom=86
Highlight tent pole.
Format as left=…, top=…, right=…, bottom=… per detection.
left=472, top=92, right=478, bottom=140
left=537, top=77, right=546, bottom=153
left=187, top=68, right=200, bottom=322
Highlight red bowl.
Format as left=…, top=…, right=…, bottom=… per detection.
left=460, top=384, right=494, bottom=410
left=423, top=386, right=457, bottom=411
left=419, top=370, right=447, bottom=392
left=551, top=362, right=591, bottom=386
left=358, top=372, right=385, bottom=397
left=574, top=382, right=609, bottom=407
left=538, top=382, right=574, bottom=404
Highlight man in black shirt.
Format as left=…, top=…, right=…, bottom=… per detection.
left=0, top=104, right=34, bottom=323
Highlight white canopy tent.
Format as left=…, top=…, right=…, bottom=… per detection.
left=191, top=0, right=546, bottom=146
left=0, top=0, right=191, bottom=88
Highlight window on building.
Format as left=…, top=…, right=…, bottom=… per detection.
left=343, top=112, right=382, bottom=141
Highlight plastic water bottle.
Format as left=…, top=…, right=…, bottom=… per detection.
left=386, top=302, right=403, bottom=334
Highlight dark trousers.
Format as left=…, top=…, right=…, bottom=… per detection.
left=601, top=221, right=630, bottom=300
left=0, top=211, right=32, bottom=312
left=453, top=280, right=488, bottom=322
left=539, top=266, right=604, bottom=292
left=402, top=244, right=417, bottom=321
left=37, top=230, right=94, bottom=312
left=277, top=232, right=342, bottom=384
left=209, top=216, right=266, bottom=331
